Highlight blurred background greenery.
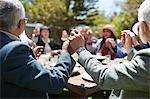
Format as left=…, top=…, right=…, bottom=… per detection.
left=21, top=0, right=144, bottom=42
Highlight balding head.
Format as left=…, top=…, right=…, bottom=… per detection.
left=0, top=0, right=25, bottom=32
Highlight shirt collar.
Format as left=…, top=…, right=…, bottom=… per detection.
left=0, top=30, right=20, bottom=41
left=42, top=38, right=50, bottom=43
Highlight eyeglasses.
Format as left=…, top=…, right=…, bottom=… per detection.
left=24, top=18, right=28, bottom=23
left=21, top=18, right=28, bottom=23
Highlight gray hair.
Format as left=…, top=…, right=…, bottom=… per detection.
left=138, top=0, right=150, bottom=28
left=0, top=0, right=25, bottom=32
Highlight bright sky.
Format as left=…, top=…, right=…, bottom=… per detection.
left=96, top=0, right=127, bottom=17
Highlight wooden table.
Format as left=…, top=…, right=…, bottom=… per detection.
left=67, top=65, right=101, bottom=98
left=38, top=53, right=120, bottom=98
left=66, top=56, right=128, bottom=98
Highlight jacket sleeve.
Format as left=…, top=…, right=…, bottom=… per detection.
left=127, top=48, right=138, bottom=61
left=116, top=46, right=127, bottom=58
left=116, top=41, right=127, bottom=58
left=78, top=49, right=150, bottom=91
left=4, top=43, right=76, bottom=94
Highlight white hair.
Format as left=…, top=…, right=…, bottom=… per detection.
left=138, top=0, right=150, bottom=28
left=0, top=0, right=25, bottom=32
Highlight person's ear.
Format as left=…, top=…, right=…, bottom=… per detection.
left=17, top=20, right=21, bottom=28
left=142, top=21, right=149, bottom=34
left=17, top=20, right=24, bottom=29
left=16, top=19, right=25, bottom=35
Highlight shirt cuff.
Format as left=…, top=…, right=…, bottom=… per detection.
left=76, top=47, right=86, bottom=55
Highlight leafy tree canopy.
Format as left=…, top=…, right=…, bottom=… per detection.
left=111, top=0, right=144, bottom=38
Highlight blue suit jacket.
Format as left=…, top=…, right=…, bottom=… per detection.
left=0, top=32, right=75, bottom=98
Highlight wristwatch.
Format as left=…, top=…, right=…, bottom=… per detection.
left=76, top=47, right=86, bottom=54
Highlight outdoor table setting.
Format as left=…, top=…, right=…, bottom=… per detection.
left=92, top=54, right=129, bottom=65
left=37, top=52, right=128, bottom=98
left=67, top=63, right=101, bottom=98
left=101, top=57, right=129, bottom=65
left=37, top=50, right=61, bottom=69
left=65, top=53, right=107, bottom=98
left=37, top=52, right=102, bottom=97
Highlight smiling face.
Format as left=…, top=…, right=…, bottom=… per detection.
left=102, top=29, right=112, bottom=39
left=41, top=29, right=50, bottom=39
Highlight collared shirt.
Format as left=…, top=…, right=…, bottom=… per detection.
left=0, top=30, right=20, bottom=41
left=134, top=42, right=150, bottom=51
left=41, top=38, right=52, bottom=53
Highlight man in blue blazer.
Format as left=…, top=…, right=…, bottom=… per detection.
left=0, top=0, right=75, bottom=98
left=68, top=0, right=150, bottom=98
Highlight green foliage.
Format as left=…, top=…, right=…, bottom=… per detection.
left=111, top=0, right=144, bottom=38
left=23, top=0, right=99, bottom=28
left=111, top=12, right=135, bottom=38
left=23, top=0, right=78, bottom=42
left=71, top=0, right=98, bottom=17
left=23, top=0, right=100, bottom=37
left=86, top=11, right=110, bottom=27
left=23, top=0, right=145, bottom=40
left=84, top=11, right=110, bottom=38
left=23, top=0, right=76, bottom=28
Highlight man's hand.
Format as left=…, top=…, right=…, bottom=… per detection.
left=122, top=30, right=140, bottom=53
left=124, top=33, right=132, bottom=53
left=69, top=29, right=85, bottom=51
left=62, top=40, right=75, bottom=55
left=131, top=34, right=139, bottom=47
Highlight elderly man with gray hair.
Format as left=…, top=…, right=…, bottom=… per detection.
left=68, top=0, right=150, bottom=99
left=0, top=0, right=76, bottom=98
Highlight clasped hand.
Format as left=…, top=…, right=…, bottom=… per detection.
left=62, top=29, right=85, bottom=55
